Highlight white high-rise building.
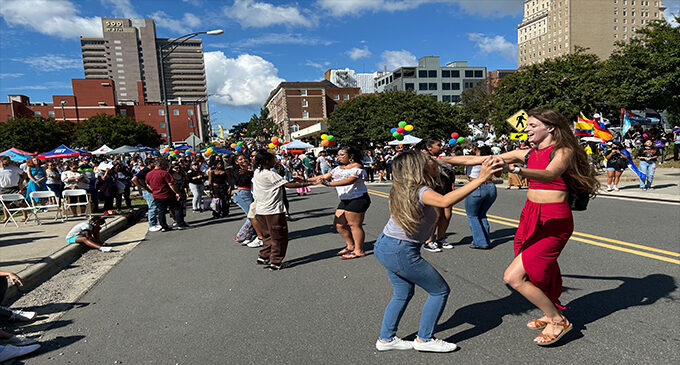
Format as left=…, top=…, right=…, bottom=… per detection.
left=324, top=68, right=379, bottom=94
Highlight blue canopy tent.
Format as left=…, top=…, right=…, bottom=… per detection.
left=200, top=147, right=233, bottom=155
left=0, top=149, right=31, bottom=162
left=37, top=145, right=87, bottom=160
left=135, top=144, right=155, bottom=152
left=174, top=145, right=192, bottom=151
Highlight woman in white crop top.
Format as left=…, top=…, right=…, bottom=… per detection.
left=309, top=147, right=370, bottom=260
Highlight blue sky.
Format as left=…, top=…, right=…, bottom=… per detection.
left=1, top=0, right=678, bottom=132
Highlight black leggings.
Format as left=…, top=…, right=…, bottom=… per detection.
left=212, top=185, right=230, bottom=217
left=0, top=278, right=12, bottom=319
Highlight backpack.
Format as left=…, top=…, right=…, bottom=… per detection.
left=524, top=147, right=590, bottom=211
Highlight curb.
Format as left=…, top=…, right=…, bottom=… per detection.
left=4, top=207, right=146, bottom=301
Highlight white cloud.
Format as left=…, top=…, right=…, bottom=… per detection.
left=467, top=33, right=517, bottom=62
left=0, top=0, right=101, bottom=39
left=11, top=55, right=82, bottom=71
left=305, top=60, right=331, bottom=70
left=347, top=46, right=372, bottom=60
left=664, top=0, right=679, bottom=27
left=0, top=73, right=24, bottom=79
left=379, top=50, right=417, bottom=71
left=181, top=0, right=203, bottom=6
left=204, top=52, right=285, bottom=108
left=5, top=81, right=72, bottom=91
left=225, top=0, right=315, bottom=28
left=100, top=0, right=140, bottom=18
left=224, top=33, right=334, bottom=48
left=316, top=0, right=521, bottom=18
left=149, top=11, right=204, bottom=34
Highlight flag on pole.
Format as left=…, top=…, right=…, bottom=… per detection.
left=574, top=113, right=594, bottom=136
left=592, top=114, right=613, bottom=141
left=622, top=108, right=633, bottom=136
left=219, top=125, right=224, bottom=139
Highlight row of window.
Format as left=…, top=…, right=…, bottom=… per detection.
left=159, top=120, right=194, bottom=128
left=405, top=82, right=466, bottom=91
left=417, top=70, right=483, bottom=78
left=615, top=0, right=657, bottom=5
left=157, top=108, right=194, bottom=116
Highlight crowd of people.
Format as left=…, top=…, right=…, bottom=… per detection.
left=1, top=109, right=676, bottom=358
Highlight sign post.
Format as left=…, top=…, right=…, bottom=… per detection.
left=510, top=132, right=528, bottom=140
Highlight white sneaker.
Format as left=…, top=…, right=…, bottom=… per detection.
left=424, top=241, right=442, bottom=253
left=240, top=238, right=253, bottom=246
left=0, top=343, right=41, bottom=362
left=0, top=334, right=38, bottom=346
left=247, top=238, right=263, bottom=248
left=1, top=306, right=36, bottom=321
left=375, top=337, right=413, bottom=351
left=440, top=241, right=454, bottom=249
left=606, top=186, right=613, bottom=192
left=99, top=247, right=113, bottom=252
left=412, top=338, right=458, bottom=353
left=613, top=186, right=620, bottom=191
left=148, top=225, right=162, bottom=232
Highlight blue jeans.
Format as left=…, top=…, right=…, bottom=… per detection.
left=232, top=189, right=255, bottom=236
left=464, top=182, right=497, bottom=248
left=142, top=190, right=158, bottom=227
left=374, top=233, right=450, bottom=341
left=638, top=160, right=656, bottom=188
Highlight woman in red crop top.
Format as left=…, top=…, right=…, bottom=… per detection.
left=444, top=109, right=598, bottom=346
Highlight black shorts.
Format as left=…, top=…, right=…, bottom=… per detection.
left=337, top=193, right=371, bottom=213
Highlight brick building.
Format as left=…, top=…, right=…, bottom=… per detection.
left=264, top=81, right=361, bottom=141
left=1, top=79, right=201, bottom=143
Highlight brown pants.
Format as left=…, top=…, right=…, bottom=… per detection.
left=256, top=213, right=288, bottom=264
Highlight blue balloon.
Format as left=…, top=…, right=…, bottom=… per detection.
left=448, top=138, right=457, bottom=145
left=235, top=146, right=242, bottom=152
left=153, top=151, right=159, bottom=155
left=403, top=130, right=411, bottom=135
left=390, top=127, right=397, bottom=134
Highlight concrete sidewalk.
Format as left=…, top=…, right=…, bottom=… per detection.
left=0, top=208, right=144, bottom=302
left=594, top=167, right=680, bottom=202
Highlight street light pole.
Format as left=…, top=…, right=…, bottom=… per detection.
left=158, top=29, right=223, bottom=147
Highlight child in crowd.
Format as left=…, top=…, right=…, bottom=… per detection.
left=65, top=216, right=112, bottom=252
left=294, top=169, right=310, bottom=196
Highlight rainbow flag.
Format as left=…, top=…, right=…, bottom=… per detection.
left=592, top=115, right=613, bottom=141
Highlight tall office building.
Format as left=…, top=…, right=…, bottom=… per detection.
left=518, top=0, right=667, bottom=66
left=374, top=56, right=486, bottom=103
left=80, top=18, right=209, bottom=142
left=324, top=68, right=380, bottom=94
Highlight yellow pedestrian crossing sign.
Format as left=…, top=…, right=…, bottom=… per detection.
left=507, top=110, right=528, bottom=132
left=510, top=133, right=528, bottom=140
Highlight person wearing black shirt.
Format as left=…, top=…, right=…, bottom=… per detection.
left=208, top=160, right=230, bottom=218
left=187, top=162, right=206, bottom=212
left=603, top=142, right=628, bottom=192
left=636, top=139, right=659, bottom=191
left=131, top=158, right=160, bottom=231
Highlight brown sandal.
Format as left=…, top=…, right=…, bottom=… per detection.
left=526, top=318, right=549, bottom=330
left=533, top=317, right=572, bottom=346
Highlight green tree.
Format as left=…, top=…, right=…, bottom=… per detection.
left=455, top=83, right=493, bottom=126
left=0, top=117, right=75, bottom=152
left=246, top=107, right=278, bottom=139
left=603, top=19, right=680, bottom=123
left=73, top=114, right=161, bottom=149
left=328, top=91, right=467, bottom=147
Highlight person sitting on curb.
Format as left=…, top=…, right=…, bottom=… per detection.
left=0, top=271, right=36, bottom=321
left=65, top=216, right=113, bottom=252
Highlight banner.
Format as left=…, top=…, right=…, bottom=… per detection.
left=620, top=149, right=646, bottom=180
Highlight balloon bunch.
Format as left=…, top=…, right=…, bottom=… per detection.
left=230, top=141, right=245, bottom=152
left=268, top=136, right=280, bottom=149
left=448, top=132, right=465, bottom=145
left=205, top=147, right=215, bottom=156
left=320, top=134, right=336, bottom=147
left=390, top=121, right=414, bottom=141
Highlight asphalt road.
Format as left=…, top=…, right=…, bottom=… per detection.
left=20, top=185, right=680, bottom=364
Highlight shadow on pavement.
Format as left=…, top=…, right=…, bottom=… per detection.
left=13, top=335, right=86, bottom=363
left=0, top=236, right=59, bottom=248
left=454, top=227, right=517, bottom=248
left=287, top=240, right=376, bottom=267
left=289, top=224, right=334, bottom=240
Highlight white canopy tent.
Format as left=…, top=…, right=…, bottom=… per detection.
left=280, top=140, right=315, bottom=150
left=388, top=134, right=422, bottom=145
left=91, top=144, right=113, bottom=155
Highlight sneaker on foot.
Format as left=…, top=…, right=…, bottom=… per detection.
left=2, top=307, right=36, bottom=322
left=375, top=337, right=413, bottom=351
left=160, top=227, right=172, bottom=232
left=424, top=241, right=442, bottom=253
left=247, top=238, right=263, bottom=248
left=148, top=225, right=162, bottom=232
left=266, top=262, right=286, bottom=271
left=0, top=343, right=41, bottom=362
left=440, top=241, right=454, bottom=249
left=0, top=335, right=38, bottom=346
left=413, top=338, right=458, bottom=353
left=606, top=186, right=613, bottom=192
left=613, top=186, right=620, bottom=191
left=256, top=257, right=270, bottom=265
left=99, top=247, right=113, bottom=252
left=172, top=222, right=178, bottom=227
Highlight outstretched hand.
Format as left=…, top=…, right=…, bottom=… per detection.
left=479, top=157, right=504, bottom=179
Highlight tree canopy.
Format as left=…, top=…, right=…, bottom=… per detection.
left=0, top=117, right=75, bottom=153
left=72, top=114, right=161, bottom=149
left=328, top=91, right=468, bottom=147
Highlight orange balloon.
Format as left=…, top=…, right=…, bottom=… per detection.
left=230, top=143, right=237, bottom=149
left=321, top=140, right=330, bottom=146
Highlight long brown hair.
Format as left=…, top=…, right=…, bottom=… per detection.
left=528, top=108, right=600, bottom=196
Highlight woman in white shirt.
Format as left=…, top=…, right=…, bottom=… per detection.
left=309, top=147, right=370, bottom=259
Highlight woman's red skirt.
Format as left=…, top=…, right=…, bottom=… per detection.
left=514, top=200, right=573, bottom=310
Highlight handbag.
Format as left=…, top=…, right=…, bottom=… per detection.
left=202, top=197, right=212, bottom=211
left=210, top=198, right=221, bottom=212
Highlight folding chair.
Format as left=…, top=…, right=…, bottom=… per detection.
left=62, top=189, right=91, bottom=221
left=0, top=194, right=40, bottom=228
left=30, top=190, right=63, bottom=223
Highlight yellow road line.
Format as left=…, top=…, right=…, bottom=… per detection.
left=366, top=189, right=679, bottom=264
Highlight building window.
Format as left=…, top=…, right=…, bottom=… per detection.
left=442, top=70, right=450, bottom=77
left=120, top=109, right=127, bottom=116
left=333, top=94, right=339, bottom=100
left=418, top=70, right=427, bottom=78
left=188, top=109, right=193, bottom=116
left=300, top=89, right=307, bottom=96
left=428, top=83, right=437, bottom=90
left=451, top=95, right=460, bottom=102
left=301, top=99, right=308, bottom=107
left=188, top=119, right=194, bottom=128
left=442, top=83, right=451, bottom=90
left=405, top=83, right=415, bottom=90
left=452, top=83, right=460, bottom=90
left=173, top=109, right=179, bottom=116
left=290, top=124, right=299, bottom=133
left=302, top=111, right=309, bottom=118
left=428, top=70, right=437, bottom=78
left=451, top=70, right=460, bottom=77
left=158, top=109, right=164, bottom=116
left=442, top=95, right=451, bottom=102
left=160, top=133, right=167, bottom=138
left=419, top=83, right=427, bottom=90
left=34, top=111, right=41, bottom=117
left=474, top=70, right=483, bottom=78
left=159, top=121, right=166, bottom=128
left=465, top=70, right=474, bottom=77
left=343, top=94, right=349, bottom=100
left=48, top=111, right=55, bottom=117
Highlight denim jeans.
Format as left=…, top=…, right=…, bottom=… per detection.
left=189, top=183, right=204, bottom=211
left=638, top=160, right=656, bottom=188
left=464, top=182, right=497, bottom=248
left=141, top=190, right=158, bottom=227
left=232, top=189, right=255, bottom=238
left=374, top=233, right=450, bottom=341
